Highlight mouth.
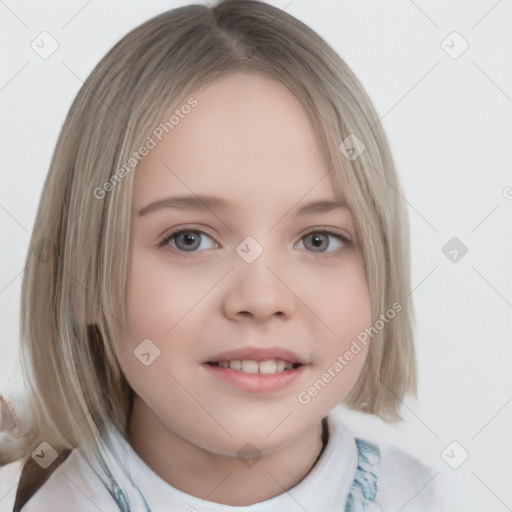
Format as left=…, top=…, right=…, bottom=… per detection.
left=205, top=359, right=303, bottom=374
left=201, top=347, right=307, bottom=393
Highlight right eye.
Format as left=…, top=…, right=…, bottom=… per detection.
left=157, top=228, right=218, bottom=254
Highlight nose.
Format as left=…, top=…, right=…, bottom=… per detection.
left=222, top=249, right=296, bottom=323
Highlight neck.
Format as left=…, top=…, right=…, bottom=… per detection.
left=126, top=395, right=327, bottom=506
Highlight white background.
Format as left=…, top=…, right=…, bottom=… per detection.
left=1, top=1, right=511, bottom=511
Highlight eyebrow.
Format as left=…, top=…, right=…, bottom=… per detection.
left=138, top=194, right=347, bottom=217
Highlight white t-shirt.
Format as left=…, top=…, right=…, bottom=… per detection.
left=18, top=413, right=444, bottom=511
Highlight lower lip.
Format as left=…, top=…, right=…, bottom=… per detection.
left=201, top=364, right=307, bottom=393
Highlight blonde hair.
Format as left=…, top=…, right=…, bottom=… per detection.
left=1, top=0, right=415, bottom=487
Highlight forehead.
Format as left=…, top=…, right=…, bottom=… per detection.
left=133, top=72, right=336, bottom=208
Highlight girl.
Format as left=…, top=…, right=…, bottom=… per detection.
left=1, top=1, right=444, bottom=510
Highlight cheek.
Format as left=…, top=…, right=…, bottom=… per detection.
left=334, top=268, right=372, bottom=346
left=124, top=247, right=207, bottom=340
left=300, top=252, right=372, bottom=343
left=117, top=246, right=219, bottom=386
left=303, top=253, right=372, bottom=399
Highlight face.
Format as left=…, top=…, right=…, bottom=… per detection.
left=115, top=72, right=372, bottom=456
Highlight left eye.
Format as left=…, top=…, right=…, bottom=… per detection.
left=295, top=230, right=350, bottom=253
left=158, top=229, right=217, bottom=252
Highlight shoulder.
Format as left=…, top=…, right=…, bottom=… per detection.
left=373, top=441, right=445, bottom=511
left=15, top=449, right=119, bottom=512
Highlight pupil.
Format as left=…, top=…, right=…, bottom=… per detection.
left=310, top=234, right=327, bottom=250
left=178, top=232, right=199, bottom=250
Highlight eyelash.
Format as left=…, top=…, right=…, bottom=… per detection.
left=156, top=227, right=352, bottom=259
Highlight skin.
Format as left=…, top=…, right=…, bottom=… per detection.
left=114, top=72, right=372, bottom=506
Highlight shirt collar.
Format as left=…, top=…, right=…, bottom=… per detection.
left=110, top=411, right=359, bottom=511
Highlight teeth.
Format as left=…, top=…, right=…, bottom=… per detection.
left=259, top=360, right=277, bottom=374
left=230, top=360, right=242, bottom=370
left=241, top=360, right=259, bottom=374
left=214, top=359, right=297, bottom=374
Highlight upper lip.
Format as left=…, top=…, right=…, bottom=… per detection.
left=204, top=346, right=307, bottom=365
